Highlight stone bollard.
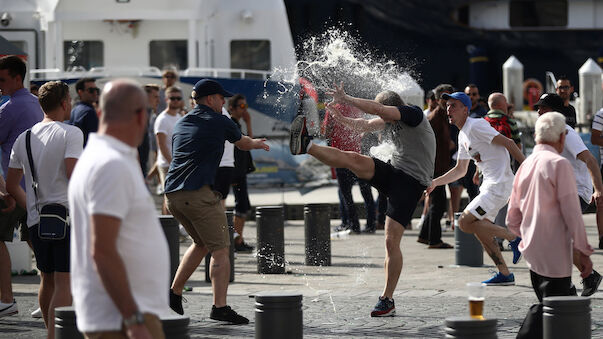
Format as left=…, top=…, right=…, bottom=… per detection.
left=159, top=215, right=180, bottom=283
left=543, top=296, right=591, bottom=339
left=454, top=212, right=483, bottom=267
left=255, top=292, right=302, bottom=339
left=55, top=306, right=190, bottom=339
left=161, top=314, right=190, bottom=339
left=444, top=316, right=497, bottom=339
left=205, top=210, right=235, bottom=283
left=304, top=204, right=331, bottom=266
left=256, top=206, right=285, bottom=274
left=55, top=307, right=84, bottom=339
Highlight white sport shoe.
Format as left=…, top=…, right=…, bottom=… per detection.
left=31, top=307, right=42, bottom=318
left=0, top=300, right=18, bottom=318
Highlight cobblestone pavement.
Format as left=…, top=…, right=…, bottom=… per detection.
left=2, top=215, right=603, bottom=338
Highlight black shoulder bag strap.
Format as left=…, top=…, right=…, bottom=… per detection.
left=25, top=130, right=40, bottom=213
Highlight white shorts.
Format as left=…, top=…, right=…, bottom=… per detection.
left=465, top=182, right=513, bottom=222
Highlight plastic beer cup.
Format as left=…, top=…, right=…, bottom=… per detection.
left=466, top=282, right=486, bottom=319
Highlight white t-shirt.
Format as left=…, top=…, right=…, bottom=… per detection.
left=219, top=108, right=235, bottom=168
left=591, top=108, right=603, bottom=165
left=457, top=117, right=514, bottom=186
left=154, top=110, right=181, bottom=168
left=68, top=133, right=170, bottom=332
left=9, top=121, right=83, bottom=227
left=561, top=125, right=592, bottom=203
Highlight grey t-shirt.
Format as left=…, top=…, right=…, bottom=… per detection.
left=387, top=105, right=436, bottom=187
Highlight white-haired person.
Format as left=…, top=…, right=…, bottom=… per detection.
left=508, top=112, right=594, bottom=339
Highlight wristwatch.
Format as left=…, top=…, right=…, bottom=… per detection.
left=123, top=310, right=145, bottom=327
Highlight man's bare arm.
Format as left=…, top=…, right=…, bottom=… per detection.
left=492, top=134, right=525, bottom=164
left=156, top=133, right=172, bottom=164
left=326, top=83, right=401, bottom=122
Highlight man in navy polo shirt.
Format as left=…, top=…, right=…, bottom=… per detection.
left=68, top=77, right=99, bottom=146
left=165, top=79, right=269, bottom=324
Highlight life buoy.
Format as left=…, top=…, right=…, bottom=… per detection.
left=523, top=78, right=543, bottom=110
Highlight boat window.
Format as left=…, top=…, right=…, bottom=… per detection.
left=149, top=40, right=188, bottom=70
left=230, top=40, right=270, bottom=79
left=64, top=41, right=103, bottom=71
left=509, top=0, right=567, bottom=27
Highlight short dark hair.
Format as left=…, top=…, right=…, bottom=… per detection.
left=0, top=55, right=26, bottom=82
left=228, top=94, right=246, bottom=109
left=434, top=84, right=455, bottom=100
left=38, top=81, right=70, bottom=112
left=557, top=75, right=571, bottom=85
left=75, top=77, right=95, bottom=92
left=466, top=83, right=478, bottom=89
left=374, top=90, right=404, bottom=106
left=425, top=90, right=435, bottom=101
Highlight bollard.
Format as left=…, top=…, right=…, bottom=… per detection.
left=444, top=316, right=497, bottom=339
left=205, top=210, right=235, bottom=283
left=256, top=206, right=285, bottom=274
left=55, top=306, right=190, bottom=339
left=543, top=296, right=590, bottom=339
left=55, top=306, right=84, bottom=339
left=159, top=215, right=180, bottom=283
left=161, top=314, right=190, bottom=339
left=454, top=213, right=483, bottom=267
left=255, top=292, right=302, bottom=339
left=304, top=204, right=331, bottom=266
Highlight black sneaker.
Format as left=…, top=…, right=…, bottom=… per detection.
left=169, top=289, right=186, bottom=315
left=581, top=270, right=602, bottom=297
left=235, top=241, right=254, bottom=253
left=289, top=115, right=311, bottom=155
left=370, top=296, right=395, bottom=317
left=210, top=305, right=249, bottom=324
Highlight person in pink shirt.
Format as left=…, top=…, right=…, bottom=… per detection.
left=507, top=112, right=594, bottom=339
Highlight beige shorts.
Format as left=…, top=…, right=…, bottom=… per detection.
left=166, top=185, right=229, bottom=252
left=158, top=166, right=169, bottom=188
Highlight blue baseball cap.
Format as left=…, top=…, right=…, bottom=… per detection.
left=442, top=92, right=472, bottom=110
left=192, top=79, right=233, bottom=98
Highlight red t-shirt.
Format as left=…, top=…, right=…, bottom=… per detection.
left=321, top=104, right=363, bottom=152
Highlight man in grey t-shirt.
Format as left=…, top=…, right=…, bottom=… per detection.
left=290, top=84, right=435, bottom=317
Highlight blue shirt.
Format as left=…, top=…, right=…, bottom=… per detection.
left=69, top=102, right=98, bottom=146
left=164, top=105, right=242, bottom=193
left=0, top=88, right=43, bottom=178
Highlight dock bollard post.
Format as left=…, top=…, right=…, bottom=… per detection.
left=54, top=307, right=84, bottom=339
left=255, top=292, right=302, bottom=339
left=444, top=316, right=497, bottom=338
left=159, top=215, right=180, bottom=283
left=543, top=296, right=590, bottom=339
left=304, top=204, right=331, bottom=266
left=256, top=206, right=285, bottom=274
left=454, top=212, right=483, bottom=267
left=205, top=210, right=235, bottom=282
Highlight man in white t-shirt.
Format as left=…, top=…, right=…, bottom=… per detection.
left=427, top=92, right=525, bottom=286
left=69, top=79, right=170, bottom=338
left=214, top=108, right=235, bottom=208
left=589, top=107, right=603, bottom=250
left=536, top=93, right=603, bottom=296
left=154, top=86, right=183, bottom=214
left=6, top=81, right=82, bottom=339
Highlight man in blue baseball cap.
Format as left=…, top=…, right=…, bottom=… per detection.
left=427, top=91, right=526, bottom=286
left=164, top=79, right=269, bottom=324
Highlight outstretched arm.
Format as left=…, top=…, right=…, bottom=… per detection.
left=425, top=159, right=470, bottom=195
left=326, top=102, right=385, bottom=133
left=234, top=136, right=270, bottom=151
left=326, top=83, right=401, bottom=122
left=492, top=134, right=525, bottom=164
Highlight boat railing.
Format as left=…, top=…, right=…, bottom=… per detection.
left=181, top=67, right=271, bottom=80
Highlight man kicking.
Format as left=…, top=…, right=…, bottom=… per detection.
left=427, top=92, right=524, bottom=285
left=290, top=83, right=436, bottom=317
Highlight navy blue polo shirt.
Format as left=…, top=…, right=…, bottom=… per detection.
left=164, top=105, right=242, bottom=193
left=68, top=102, right=98, bottom=146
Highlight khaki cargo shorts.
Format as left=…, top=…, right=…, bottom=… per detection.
left=166, top=185, right=229, bottom=252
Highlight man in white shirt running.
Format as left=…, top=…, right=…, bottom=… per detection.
left=427, top=92, right=524, bottom=286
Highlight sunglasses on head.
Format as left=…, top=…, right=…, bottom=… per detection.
left=169, top=96, right=182, bottom=101
left=86, top=87, right=99, bottom=94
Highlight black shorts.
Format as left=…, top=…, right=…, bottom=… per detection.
left=369, top=158, right=426, bottom=227
left=29, top=224, right=70, bottom=273
left=232, top=175, right=251, bottom=216
left=213, top=167, right=234, bottom=199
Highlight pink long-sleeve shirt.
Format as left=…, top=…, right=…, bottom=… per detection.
left=506, top=144, right=593, bottom=278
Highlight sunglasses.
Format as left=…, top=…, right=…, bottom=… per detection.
left=163, top=75, right=176, bottom=79
left=238, top=103, right=248, bottom=109
left=169, top=96, right=182, bottom=101
left=557, top=85, right=571, bottom=90
left=86, top=87, right=100, bottom=94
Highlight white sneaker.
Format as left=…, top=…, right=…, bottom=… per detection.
left=31, top=307, right=42, bottom=318
left=0, top=300, right=18, bottom=318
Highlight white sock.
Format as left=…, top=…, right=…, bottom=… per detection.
left=306, top=140, right=313, bottom=152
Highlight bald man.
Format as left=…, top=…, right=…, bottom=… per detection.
left=69, top=79, right=169, bottom=338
